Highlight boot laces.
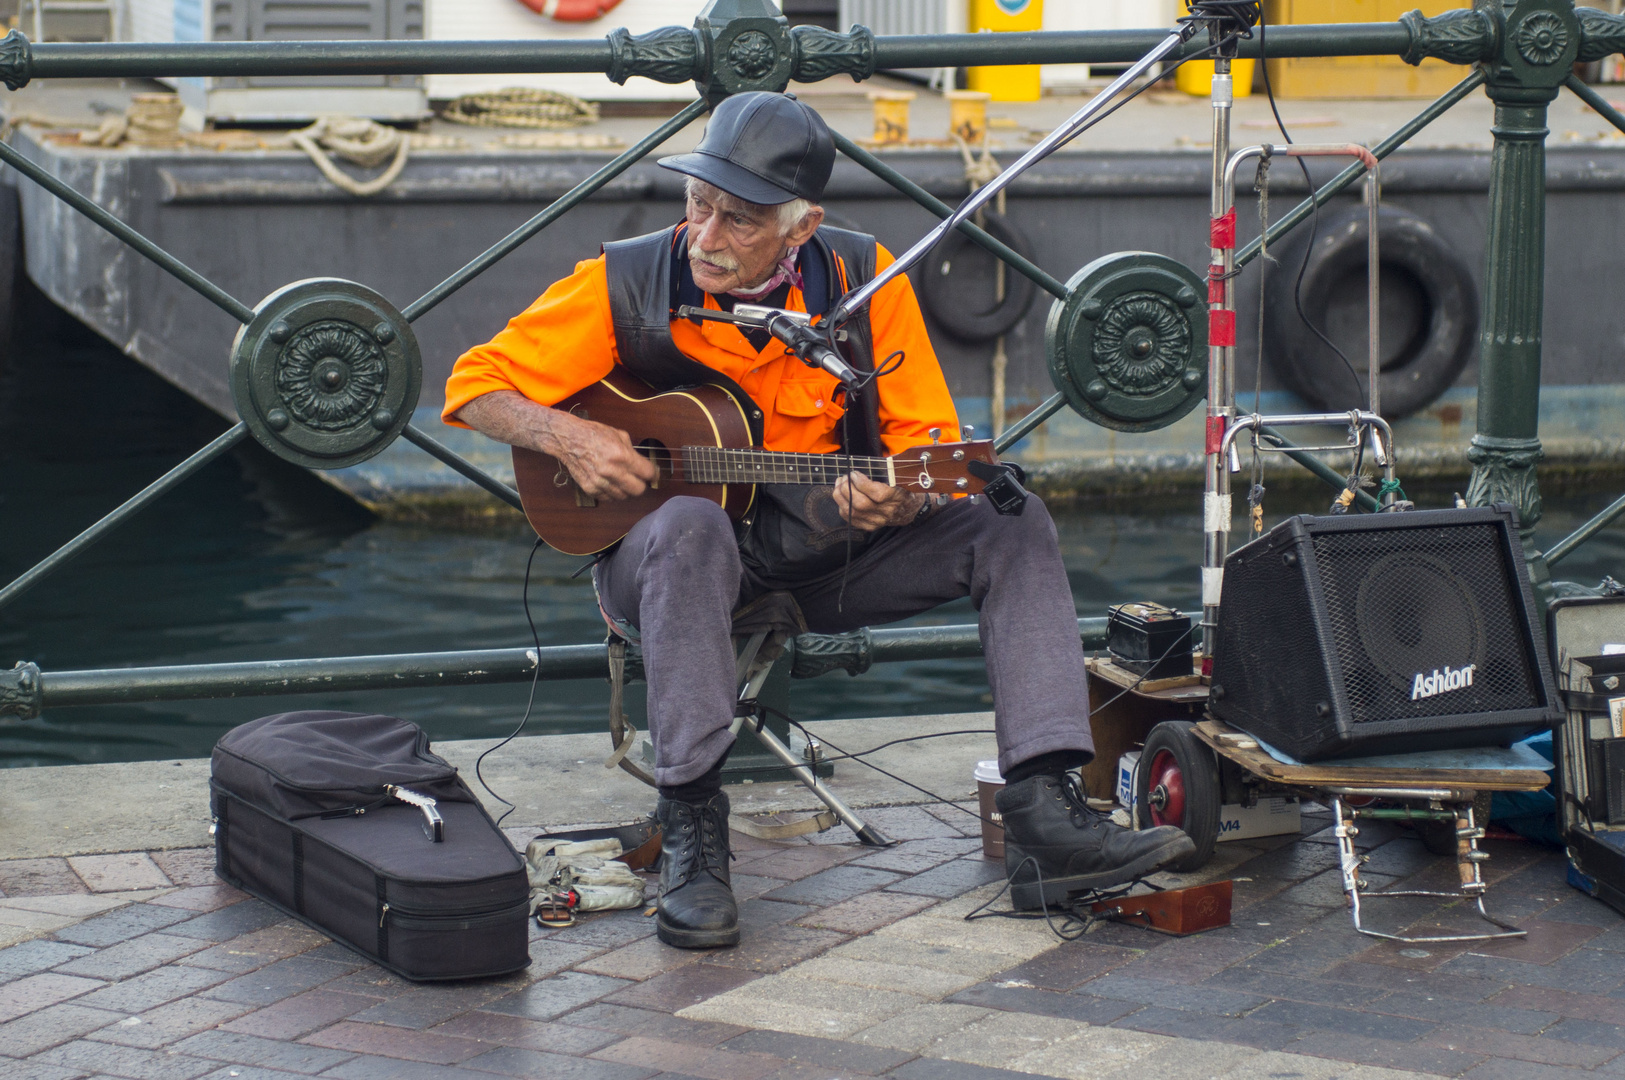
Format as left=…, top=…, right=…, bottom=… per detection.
left=669, top=798, right=731, bottom=888
left=1054, top=772, right=1103, bottom=830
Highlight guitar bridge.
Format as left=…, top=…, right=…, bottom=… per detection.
left=575, top=485, right=596, bottom=508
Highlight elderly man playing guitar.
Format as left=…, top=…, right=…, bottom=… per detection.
left=445, top=92, right=1192, bottom=950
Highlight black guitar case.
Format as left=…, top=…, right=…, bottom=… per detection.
left=210, top=710, right=530, bottom=982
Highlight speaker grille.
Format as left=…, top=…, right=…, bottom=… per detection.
left=1310, top=523, right=1541, bottom=724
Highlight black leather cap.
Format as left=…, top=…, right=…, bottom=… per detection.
left=658, top=92, right=834, bottom=206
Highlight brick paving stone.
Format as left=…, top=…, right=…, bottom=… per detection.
left=559, top=913, right=661, bottom=950
left=853, top=806, right=967, bottom=844
left=429, top=1010, right=622, bottom=1055
left=718, top=1030, right=914, bottom=1075
left=605, top=964, right=761, bottom=1014
left=177, top=925, right=327, bottom=975
left=887, top=1058, right=1044, bottom=1080
left=0, top=1003, right=127, bottom=1057
left=883, top=859, right=1005, bottom=900
left=148, top=851, right=219, bottom=890
left=1287, top=1029, right=1486, bottom=1075
left=564, top=1003, right=747, bottom=1045
left=1468, top=919, right=1607, bottom=964
left=731, top=875, right=792, bottom=903
left=458, top=1044, right=659, bottom=1079
left=1539, top=1017, right=1625, bottom=1049
left=219, top=990, right=384, bottom=1041
left=75, top=964, right=232, bottom=1014
left=300, top=1020, right=489, bottom=1064
left=295, top=942, right=367, bottom=969
left=320, top=1053, right=519, bottom=1079
left=707, top=925, right=847, bottom=974
left=1244, top=925, right=1400, bottom=977
left=1463, top=1059, right=1602, bottom=1080
left=1245, top=998, right=1436, bottom=1042
left=737, top=900, right=819, bottom=930
left=55, top=933, right=206, bottom=980
left=591, top=1035, right=787, bottom=1080
left=162, top=901, right=287, bottom=943
left=343, top=978, right=529, bottom=1030
left=919, top=803, right=982, bottom=838
left=0, top=973, right=105, bottom=1021
left=848, top=842, right=964, bottom=875
left=481, top=971, right=633, bottom=1022
left=575, top=936, right=705, bottom=981
left=1349, top=936, right=1471, bottom=972
left=527, top=937, right=610, bottom=977
left=0, top=1059, right=83, bottom=1080
left=323, top=967, right=416, bottom=1001
left=1442, top=948, right=1625, bottom=994
left=793, top=892, right=935, bottom=936
left=1421, top=1023, right=1617, bottom=1067
left=1359, top=989, right=1560, bottom=1035
left=68, top=855, right=173, bottom=894
left=55, top=905, right=195, bottom=948
left=1109, top=934, right=1262, bottom=984
left=790, top=955, right=980, bottom=999
left=192, top=1070, right=318, bottom=1080
left=762, top=867, right=901, bottom=907
left=988, top=942, right=1139, bottom=992
left=0, top=940, right=94, bottom=977
left=0, top=861, right=88, bottom=898
left=944, top=984, right=1143, bottom=1025
left=1068, top=972, right=1268, bottom=1017
left=0, top=906, right=78, bottom=933
left=1320, top=959, right=1508, bottom=1002
left=1544, top=895, right=1625, bottom=928
left=1355, top=837, right=1438, bottom=880
left=1111, top=1004, right=1304, bottom=1050
left=200, top=955, right=356, bottom=1006
left=0, top=894, right=127, bottom=919
left=33, top=1037, right=219, bottom=1079
left=92, top=997, right=253, bottom=1049
left=1274, top=868, right=1400, bottom=909
left=1243, top=838, right=1343, bottom=882
left=740, top=846, right=865, bottom=884
left=150, top=886, right=249, bottom=914
left=172, top=1029, right=356, bottom=1073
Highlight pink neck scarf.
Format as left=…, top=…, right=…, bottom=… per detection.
left=727, top=245, right=802, bottom=300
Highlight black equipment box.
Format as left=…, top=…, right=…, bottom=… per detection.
left=1107, top=602, right=1194, bottom=680
left=1209, top=505, right=1560, bottom=761
left=211, top=711, right=530, bottom=982
left=1551, top=594, right=1625, bottom=918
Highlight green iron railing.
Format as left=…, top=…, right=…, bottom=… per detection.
left=2, top=0, right=1625, bottom=722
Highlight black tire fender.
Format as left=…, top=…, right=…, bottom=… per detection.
left=917, top=211, right=1038, bottom=343
left=1264, top=205, right=1477, bottom=419
left=1134, top=720, right=1221, bottom=873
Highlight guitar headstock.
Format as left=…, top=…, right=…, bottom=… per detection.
left=890, top=440, right=999, bottom=495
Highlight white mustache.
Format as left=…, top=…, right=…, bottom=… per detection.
left=689, top=242, right=740, bottom=272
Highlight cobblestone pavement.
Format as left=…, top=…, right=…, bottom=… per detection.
left=0, top=801, right=1615, bottom=1079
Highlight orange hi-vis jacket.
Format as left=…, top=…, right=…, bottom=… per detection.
left=443, top=240, right=961, bottom=457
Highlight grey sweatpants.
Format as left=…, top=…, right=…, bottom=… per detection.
left=595, top=494, right=1094, bottom=786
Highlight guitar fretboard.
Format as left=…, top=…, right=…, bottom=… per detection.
left=676, top=446, right=894, bottom=487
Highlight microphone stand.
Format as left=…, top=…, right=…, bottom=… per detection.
left=824, top=15, right=1211, bottom=331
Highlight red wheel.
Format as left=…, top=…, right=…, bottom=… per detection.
left=1146, top=749, right=1186, bottom=828
left=1135, top=721, right=1220, bottom=872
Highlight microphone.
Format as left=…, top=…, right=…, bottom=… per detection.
left=734, top=305, right=862, bottom=388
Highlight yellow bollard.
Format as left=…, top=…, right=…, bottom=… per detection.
left=867, top=90, right=916, bottom=145
left=1176, top=59, right=1257, bottom=98
left=946, top=90, right=992, bottom=145
left=966, top=0, right=1043, bottom=103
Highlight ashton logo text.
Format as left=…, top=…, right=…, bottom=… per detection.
left=1411, top=664, right=1476, bottom=701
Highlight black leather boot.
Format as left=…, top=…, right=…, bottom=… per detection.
left=996, top=773, right=1195, bottom=910
left=654, top=791, right=738, bottom=948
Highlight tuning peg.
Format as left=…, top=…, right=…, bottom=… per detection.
left=964, top=425, right=975, bottom=441
left=929, top=427, right=941, bottom=445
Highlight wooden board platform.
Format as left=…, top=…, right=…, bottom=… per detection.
left=1086, top=656, right=1211, bottom=703
left=1193, top=721, right=1551, bottom=793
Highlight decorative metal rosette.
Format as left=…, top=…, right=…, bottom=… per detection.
left=1045, top=252, right=1207, bottom=432
left=231, top=278, right=421, bottom=469
left=1514, top=10, right=1571, bottom=66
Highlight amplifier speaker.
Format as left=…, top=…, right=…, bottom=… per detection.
left=1209, top=504, right=1561, bottom=762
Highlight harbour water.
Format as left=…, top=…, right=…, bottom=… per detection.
left=5, top=288, right=1623, bottom=769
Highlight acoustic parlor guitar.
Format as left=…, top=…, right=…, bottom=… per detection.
left=512, top=370, right=1001, bottom=556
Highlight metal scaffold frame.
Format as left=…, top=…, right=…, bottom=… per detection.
left=2, top=0, right=1625, bottom=721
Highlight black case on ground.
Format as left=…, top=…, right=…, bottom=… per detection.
left=210, top=710, right=530, bottom=982
left=1551, top=595, right=1625, bottom=917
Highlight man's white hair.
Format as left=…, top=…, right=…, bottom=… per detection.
left=685, top=176, right=815, bottom=236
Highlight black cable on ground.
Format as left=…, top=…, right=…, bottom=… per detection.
left=475, top=537, right=546, bottom=827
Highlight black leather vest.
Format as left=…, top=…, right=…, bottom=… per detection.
left=602, top=223, right=883, bottom=458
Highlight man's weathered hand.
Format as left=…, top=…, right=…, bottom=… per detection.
left=556, top=416, right=659, bottom=501
left=834, top=471, right=927, bottom=531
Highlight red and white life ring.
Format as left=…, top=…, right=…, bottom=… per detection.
left=518, top=0, right=623, bottom=20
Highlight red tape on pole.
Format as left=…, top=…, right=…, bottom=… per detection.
left=1210, top=210, right=1236, bottom=250
left=1209, top=309, right=1236, bottom=347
